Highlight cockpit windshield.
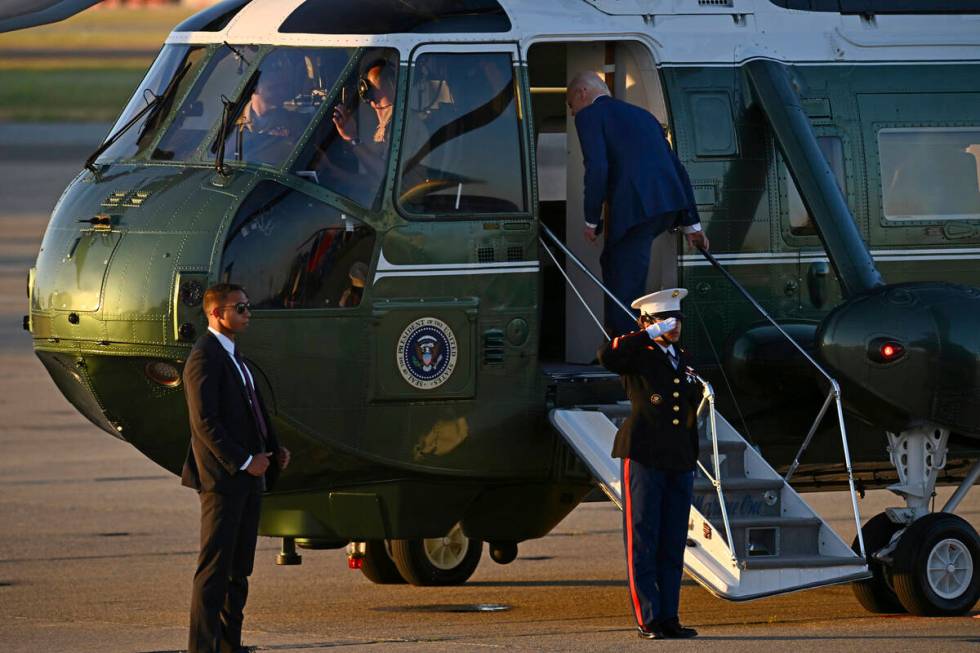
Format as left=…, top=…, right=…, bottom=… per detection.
left=153, top=43, right=260, bottom=161
left=96, top=45, right=207, bottom=164
left=211, top=47, right=352, bottom=167
left=94, top=44, right=400, bottom=210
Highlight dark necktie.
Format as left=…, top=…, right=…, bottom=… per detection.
left=667, top=347, right=679, bottom=370
left=234, top=347, right=268, bottom=450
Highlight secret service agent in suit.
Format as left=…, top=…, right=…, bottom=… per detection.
left=597, top=288, right=702, bottom=640
left=568, top=72, right=709, bottom=336
left=182, top=283, right=291, bottom=653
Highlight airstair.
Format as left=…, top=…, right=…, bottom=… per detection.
left=540, top=226, right=871, bottom=600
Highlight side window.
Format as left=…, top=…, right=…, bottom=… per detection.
left=292, top=48, right=399, bottom=210
left=785, top=136, right=846, bottom=236
left=878, top=128, right=980, bottom=221
left=398, top=51, right=527, bottom=216
left=220, top=182, right=375, bottom=309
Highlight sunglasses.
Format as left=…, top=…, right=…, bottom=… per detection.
left=218, top=302, right=251, bottom=315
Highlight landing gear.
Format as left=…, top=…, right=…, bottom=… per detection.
left=358, top=540, right=406, bottom=585
left=891, top=513, right=979, bottom=616
left=851, top=513, right=904, bottom=613
left=389, top=522, right=483, bottom=586
left=851, top=425, right=979, bottom=616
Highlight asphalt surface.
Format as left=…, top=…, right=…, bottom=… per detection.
left=0, top=124, right=977, bottom=652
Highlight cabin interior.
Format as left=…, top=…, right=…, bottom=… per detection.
left=528, top=41, right=679, bottom=365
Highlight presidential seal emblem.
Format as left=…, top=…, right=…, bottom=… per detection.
left=396, top=317, right=458, bottom=390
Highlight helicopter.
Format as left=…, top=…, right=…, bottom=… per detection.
left=17, top=0, right=980, bottom=615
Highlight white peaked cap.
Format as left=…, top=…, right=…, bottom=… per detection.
left=631, top=288, right=688, bottom=316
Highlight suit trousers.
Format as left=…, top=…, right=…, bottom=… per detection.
left=189, top=487, right=261, bottom=653
left=621, top=458, right=694, bottom=627
left=600, top=220, right=663, bottom=337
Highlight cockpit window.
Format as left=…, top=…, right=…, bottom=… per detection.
left=96, top=45, right=207, bottom=164
left=279, top=0, right=510, bottom=35
left=221, top=182, right=375, bottom=309
left=211, top=47, right=352, bottom=168
left=291, top=48, right=399, bottom=210
left=152, top=44, right=260, bottom=162
left=398, top=52, right=527, bottom=216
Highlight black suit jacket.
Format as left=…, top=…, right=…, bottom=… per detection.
left=181, top=332, right=280, bottom=493
left=597, top=330, right=702, bottom=471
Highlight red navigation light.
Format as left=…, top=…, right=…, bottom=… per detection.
left=868, top=336, right=905, bottom=363
left=348, top=556, right=363, bottom=570
left=881, top=342, right=904, bottom=360
left=870, top=338, right=906, bottom=363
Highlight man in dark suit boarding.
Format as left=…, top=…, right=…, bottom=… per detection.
left=568, top=71, right=708, bottom=336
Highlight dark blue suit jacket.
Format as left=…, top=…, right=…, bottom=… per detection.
left=574, top=95, right=700, bottom=244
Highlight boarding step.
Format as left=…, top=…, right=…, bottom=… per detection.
left=692, top=478, right=784, bottom=519
left=719, top=516, right=823, bottom=559
left=740, top=555, right=870, bottom=570
left=550, top=405, right=869, bottom=601
left=697, top=438, right=748, bottom=477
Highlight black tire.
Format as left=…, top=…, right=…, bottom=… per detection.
left=389, top=523, right=483, bottom=586
left=359, top=540, right=406, bottom=585
left=892, top=513, right=979, bottom=616
left=851, top=512, right=906, bottom=614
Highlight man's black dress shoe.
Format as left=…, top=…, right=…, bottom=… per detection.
left=659, top=617, right=698, bottom=639
left=637, top=624, right=665, bottom=639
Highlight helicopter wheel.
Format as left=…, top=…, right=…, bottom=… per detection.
left=851, top=512, right=905, bottom=614
left=389, top=522, right=482, bottom=586
left=891, top=513, right=979, bottom=616
left=359, top=540, right=406, bottom=585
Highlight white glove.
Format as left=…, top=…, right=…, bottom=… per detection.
left=645, top=318, right=677, bottom=339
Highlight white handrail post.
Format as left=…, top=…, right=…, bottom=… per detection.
left=699, top=377, right=736, bottom=563
left=833, top=380, right=865, bottom=559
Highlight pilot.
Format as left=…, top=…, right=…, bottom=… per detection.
left=237, top=76, right=301, bottom=138
left=331, top=58, right=396, bottom=179
left=597, top=288, right=701, bottom=640
left=338, top=261, right=368, bottom=308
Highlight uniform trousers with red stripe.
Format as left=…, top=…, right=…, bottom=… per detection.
left=621, top=457, right=694, bottom=627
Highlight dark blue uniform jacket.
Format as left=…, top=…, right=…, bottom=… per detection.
left=597, top=330, right=702, bottom=471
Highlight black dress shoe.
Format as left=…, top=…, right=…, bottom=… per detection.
left=659, top=617, right=697, bottom=639
left=637, top=624, right=665, bottom=639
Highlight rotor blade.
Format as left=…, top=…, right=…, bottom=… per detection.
left=0, top=0, right=102, bottom=34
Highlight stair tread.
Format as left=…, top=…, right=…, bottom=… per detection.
left=739, top=554, right=867, bottom=570
left=722, top=516, right=822, bottom=528
left=693, top=477, right=784, bottom=491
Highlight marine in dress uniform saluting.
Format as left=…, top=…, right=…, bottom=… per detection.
left=597, top=288, right=701, bottom=640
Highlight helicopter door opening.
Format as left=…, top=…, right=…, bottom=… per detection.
left=528, top=41, right=676, bottom=364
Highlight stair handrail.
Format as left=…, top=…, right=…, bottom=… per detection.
left=692, top=374, right=738, bottom=564
left=694, top=246, right=865, bottom=559
left=539, top=226, right=738, bottom=563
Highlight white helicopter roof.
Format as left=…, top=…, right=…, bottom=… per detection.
left=162, top=0, right=980, bottom=66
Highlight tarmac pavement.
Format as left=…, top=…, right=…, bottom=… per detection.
left=0, top=124, right=977, bottom=652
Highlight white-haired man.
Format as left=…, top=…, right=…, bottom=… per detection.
left=567, top=72, right=708, bottom=336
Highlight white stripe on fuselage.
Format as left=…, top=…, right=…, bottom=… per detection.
left=373, top=249, right=539, bottom=284
left=679, top=248, right=980, bottom=267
